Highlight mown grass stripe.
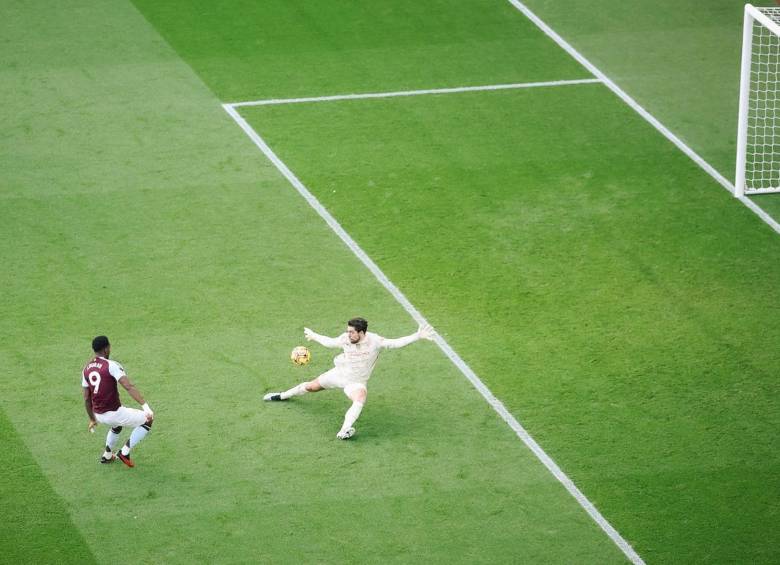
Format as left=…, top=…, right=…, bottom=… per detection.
left=223, top=100, right=644, bottom=565
left=0, top=408, right=96, bottom=564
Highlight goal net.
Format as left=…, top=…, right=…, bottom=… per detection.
left=735, top=4, right=780, bottom=196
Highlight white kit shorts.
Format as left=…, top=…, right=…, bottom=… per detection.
left=318, top=367, right=368, bottom=397
left=95, top=405, right=148, bottom=428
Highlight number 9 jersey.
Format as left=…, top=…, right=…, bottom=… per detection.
left=81, top=356, right=125, bottom=414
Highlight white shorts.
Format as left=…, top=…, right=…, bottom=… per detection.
left=95, top=405, right=148, bottom=428
left=317, top=367, right=367, bottom=398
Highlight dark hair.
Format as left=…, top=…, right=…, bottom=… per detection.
left=347, top=317, right=368, bottom=333
left=92, top=335, right=110, bottom=352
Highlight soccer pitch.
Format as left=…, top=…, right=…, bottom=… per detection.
left=2, top=1, right=779, bottom=564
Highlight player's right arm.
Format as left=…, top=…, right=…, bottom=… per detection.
left=118, top=376, right=154, bottom=421
left=82, top=383, right=97, bottom=432
left=304, top=327, right=344, bottom=348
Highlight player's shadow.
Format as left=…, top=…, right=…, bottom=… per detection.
left=271, top=392, right=353, bottom=437
left=358, top=394, right=439, bottom=444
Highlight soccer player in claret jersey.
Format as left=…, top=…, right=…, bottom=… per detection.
left=264, top=318, right=435, bottom=439
left=82, top=336, right=154, bottom=467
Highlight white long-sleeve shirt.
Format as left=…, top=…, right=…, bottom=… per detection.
left=308, top=330, right=420, bottom=382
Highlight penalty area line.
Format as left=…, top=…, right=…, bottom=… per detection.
left=222, top=100, right=643, bottom=565
left=227, top=78, right=602, bottom=107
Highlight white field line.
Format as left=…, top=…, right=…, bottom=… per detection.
left=227, top=78, right=601, bottom=107
left=505, top=0, right=780, bottom=236
left=223, top=96, right=642, bottom=565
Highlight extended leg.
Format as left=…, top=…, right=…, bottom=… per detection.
left=337, top=384, right=367, bottom=440
left=264, top=377, right=325, bottom=401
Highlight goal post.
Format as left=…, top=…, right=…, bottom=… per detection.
left=735, top=4, right=780, bottom=197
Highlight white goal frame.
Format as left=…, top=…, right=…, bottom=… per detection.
left=735, top=4, right=780, bottom=196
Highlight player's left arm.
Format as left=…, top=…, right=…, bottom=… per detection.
left=118, top=375, right=154, bottom=421
left=381, top=324, right=435, bottom=349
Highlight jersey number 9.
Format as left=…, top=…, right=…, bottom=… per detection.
left=87, top=371, right=101, bottom=394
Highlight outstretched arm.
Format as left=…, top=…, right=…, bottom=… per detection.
left=304, top=327, right=344, bottom=348
left=382, top=324, right=435, bottom=349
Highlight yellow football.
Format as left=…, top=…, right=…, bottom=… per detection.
left=290, top=345, right=311, bottom=366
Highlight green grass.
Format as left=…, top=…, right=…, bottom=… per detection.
left=519, top=0, right=780, bottom=221
left=131, top=0, right=590, bottom=101
left=2, top=0, right=779, bottom=563
left=1, top=1, right=627, bottom=563
left=0, top=410, right=96, bottom=564
left=238, top=80, right=780, bottom=563
left=519, top=0, right=741, bottom=178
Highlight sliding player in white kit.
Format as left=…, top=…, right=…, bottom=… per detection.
left=264, top=317, right=435, bottom=439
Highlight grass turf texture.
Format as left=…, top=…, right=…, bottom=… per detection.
left=2, top=0, right=779, bottom=562
left=1, top=1, right=627, bottom=563
left=518, top=0, right=780, bottom=223
left=129, top=0, right=779, bottom=561
left=131, top=0, right=590, bottom=102
left=0, top=410, right=96, bottom=564
left=238, top=83, right=780, bottom=564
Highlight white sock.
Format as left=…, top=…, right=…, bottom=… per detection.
left=340, top=401, right=364, bottom=432
left=281, top=382, right=309, bottom=400
left=122, top=424, right=150, bottom=455
left=105, top=428, right=121, bottom=451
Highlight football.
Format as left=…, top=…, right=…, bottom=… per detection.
left=290, top=345, right=311, bottom=366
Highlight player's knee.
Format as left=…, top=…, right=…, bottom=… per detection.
left=304, top=381, right=320, bottom=392
left=111, top=426, right=123, bottom=434
left=142, top=420, right=153, bottom=430
left=349, top=387, right=367, bottom=403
